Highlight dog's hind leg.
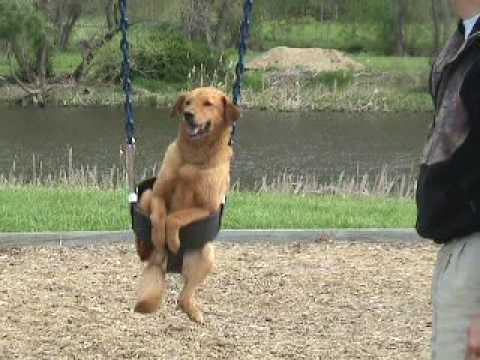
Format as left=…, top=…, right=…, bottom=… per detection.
left=178, top=243, right=215, bottom=323
left=134, top=249, right=168, bottom=314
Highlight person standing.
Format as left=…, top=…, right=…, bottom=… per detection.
left=415, top=1, right=480, bottom=359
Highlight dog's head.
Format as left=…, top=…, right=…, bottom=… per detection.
left=171, top=87, right=240, bottom=142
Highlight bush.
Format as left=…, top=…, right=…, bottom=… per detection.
left=87, top=39, right=119, bottom=82
left=0, top=0, right=54, bottom=80
left=89, top=26, right=228, bottom=85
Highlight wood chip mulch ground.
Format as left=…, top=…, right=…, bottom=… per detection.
left=0, top=240, right=437, bottom=359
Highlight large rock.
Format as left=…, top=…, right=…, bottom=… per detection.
left=248, top=47, right=364, bottom=73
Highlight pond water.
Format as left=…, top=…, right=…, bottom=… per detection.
left=0, top=106, right=431, bottom=187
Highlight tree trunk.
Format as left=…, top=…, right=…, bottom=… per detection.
left=36, top=44, right=49, bottom=105
left=8, top=42, right=49, bottom=107
left=431, top=0, right=441, bottom=56
left=35, top=0, right=49, bottom=11
left=439, top=0, right=452, bottom=45
left=213, top=0, right=230, bottom=49
left=10, top=41, right=36, bottom=83
left=59, top=2, right=82, bottom=50
left=182, top=0, right=212, bottom=46
left=105, top=0, right=116, bottom=32
left=395, top=0, right=408, bottom=56
left=73, top=28, right=120, bottom=82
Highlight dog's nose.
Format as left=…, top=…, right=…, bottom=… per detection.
left=184, top=112, right=195, bottom=127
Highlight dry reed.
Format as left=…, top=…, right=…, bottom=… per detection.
left=1, top=148, right=417, bottom=198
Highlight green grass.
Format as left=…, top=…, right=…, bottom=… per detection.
left=258, top=21, right=369, bottom=51
left=0, top=51, right=82, bottom=78
left=305, top=70, right=354, bottom=90
left=243, top=71, right=265, bottom=92
left=0, top=187, right=127, bottom=232
left=0, top=55, right=9, bottom=77
left=52, top=51, right=82, bottom=77
left=0, top=187, right=416, bottom=232
left=257, top=20, right=436, bottom=55
left=353, top=54, right=431, bottom=76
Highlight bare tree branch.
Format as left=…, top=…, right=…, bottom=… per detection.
left=8, top=50, right=40, bottom=96
left=73, top=27, right=121, bottom=82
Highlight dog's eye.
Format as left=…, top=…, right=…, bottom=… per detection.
left=185, top=100, right=191, bottom=106
left=204, top=100, right=213, bottom=106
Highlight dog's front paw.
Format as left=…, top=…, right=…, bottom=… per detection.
left=150, top=216, right=166, bottom=250
left=167, top=232, right=181, bottom=254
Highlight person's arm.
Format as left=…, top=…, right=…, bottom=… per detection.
left=466, top=315, right=480, bottom=360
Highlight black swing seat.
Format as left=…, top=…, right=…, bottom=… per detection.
left=130, top=177, right=224, bottom=273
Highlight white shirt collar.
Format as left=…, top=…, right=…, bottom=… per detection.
left=463, top=13, right=480, bottom=40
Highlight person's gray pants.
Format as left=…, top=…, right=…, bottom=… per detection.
left=432, top=233, right=480, bottom=360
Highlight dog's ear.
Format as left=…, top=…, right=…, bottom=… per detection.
left=170, top=95, right=186, bottom=118
left=223, top=96, right=240, bottom=124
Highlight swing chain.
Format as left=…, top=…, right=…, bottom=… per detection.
left=119, top=0, right=134, bottom=145
left=119, top=0, right=137, bottom=201
left=230, top=0, right=254, bottom=146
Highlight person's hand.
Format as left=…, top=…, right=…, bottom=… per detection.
left=466, top=315, right=480, bottom=360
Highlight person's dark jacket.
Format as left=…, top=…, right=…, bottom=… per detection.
left=416, top=19, right=480, bottom=243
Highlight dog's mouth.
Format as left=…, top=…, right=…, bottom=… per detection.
left=186, top=121, right=212, bottom=140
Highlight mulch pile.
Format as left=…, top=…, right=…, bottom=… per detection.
left=0, top=240, right=436, bottom=359
left=248, top=47, right=365, bottom=73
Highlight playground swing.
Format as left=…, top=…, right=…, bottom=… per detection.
left=118, top=0, right=254, bottom=272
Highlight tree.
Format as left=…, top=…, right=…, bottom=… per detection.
left=431, top=0, right=441, bottom=55
left=395, top=0, right=408, bottom=56
left=54, top=0, right=82, bottom=50
left=0, top=0, right=123, bottom=104
left=212, top=0, right=242, bottom=49
left=181, top=0, right=213, bottom=45
left=439, top=0, right=454, bottom=45
left=178, top=0, right=243, bottom=50
left=104, top=0, right=116, bottom=31
left=212, top=0, right=232, bottom=49
left=0, top=0, right=53, bottom=105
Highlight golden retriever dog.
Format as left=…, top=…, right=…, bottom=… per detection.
left=134, top=87, right=240, bottom=323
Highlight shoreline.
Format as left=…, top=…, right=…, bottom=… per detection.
left=0, top=81, right=434, bottom=113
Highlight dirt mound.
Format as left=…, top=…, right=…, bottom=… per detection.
left=248, top=47, right=364, bottom=73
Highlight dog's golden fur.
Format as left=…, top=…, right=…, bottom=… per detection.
left=134, top=87, right=240, bottom=323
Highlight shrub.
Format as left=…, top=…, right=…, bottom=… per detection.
left=0, top=0, right=54, bottom=80
left=89, top=26, right=227, bottom=85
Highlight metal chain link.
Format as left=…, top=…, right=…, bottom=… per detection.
left=230, top=0, right=254, bottom=146
left=119, top=0, right=135, bottom=146
left=119, top=0, right=137, bottom=202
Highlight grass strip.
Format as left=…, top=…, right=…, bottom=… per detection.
left=0, top=187, right=416, bottom=232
